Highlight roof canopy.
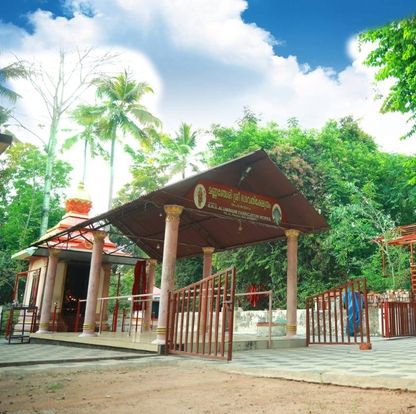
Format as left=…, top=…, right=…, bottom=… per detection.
left=33, top=150, right=328, bottom=260
left=375, top=224, right=416, bottom=246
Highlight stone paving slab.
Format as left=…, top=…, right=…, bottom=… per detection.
left=2, top=336, right=416, bottom=391
left=214, top=337, right=416, bottom=390
left=0, top=342, right=155, bottom=367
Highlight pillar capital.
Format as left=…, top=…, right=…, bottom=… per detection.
left=147, top=258, right=158, bottom=267
left=92, top=230, right=107, bottom=241
left=164, top=205, right=184, bottom=222
left=285, top=229, right=301, bottom=239
left=202, top=247, right=215, bottom=255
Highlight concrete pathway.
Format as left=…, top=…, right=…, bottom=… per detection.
left=2, top=336, right=416, bottom=391
left=0, top=341, right=155, bottom=367
left=216, top=337, right=416, bottom=390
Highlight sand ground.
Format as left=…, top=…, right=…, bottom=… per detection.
left=1, top=361, right=416, bottom=414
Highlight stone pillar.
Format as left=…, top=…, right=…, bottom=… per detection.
left=100, top=263, right=112, bottom=331
left=285, top=229, right=300, bottom=337
left=143, top=259, right=157, bottom=332
left=154, top=205, right=183, bottom=344
left=201, top=247, right=215, bottom=334
left=37, top=249, right=60, bottom=333
left=202, top=247, right=215, bottom=277
left=80, top=231, right=106, bottom=337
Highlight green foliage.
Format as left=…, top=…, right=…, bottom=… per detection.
left=207, top=109, right=284, bottom=166
left=115, top=122, right=199, bottom=204
left=115, top=148, right=170, bottom=205
left=0, top=60, right=27, bottom=103
left=359, top=16, right=416, bottom=139
left=0, top=59, right=28, bottom=130
left=63, top=104, right=109, bottom=182
left=89, top=70, right=161, bottom=209
left=159, top=123, right=199, bottom=179
left=174, top=256, right=203, bottom=289
left=206, top=113, right=415, bottom=306
left=0, top=143, right=71, bottom=303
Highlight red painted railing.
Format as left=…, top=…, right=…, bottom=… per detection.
left=381, top=301, right=416, bottom=337
left=306, top=278, right=371, bottom=349
left=166, top=267, right=236, bottom=361
left=5, top=305, right=38, bottom=343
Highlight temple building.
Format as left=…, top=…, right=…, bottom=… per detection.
left=12, top=183, right=139, bottom=333
left=7, top=150, right=333, bottom=359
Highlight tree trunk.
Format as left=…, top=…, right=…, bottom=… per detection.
left=39, top=116, right=59, bottom=236
left=82, top=139, right=88, bottom=183
left=107, top=132, right=116, bottom=210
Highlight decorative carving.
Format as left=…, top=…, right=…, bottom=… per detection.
left=285, top=229, right=301, bottom=238
left=92, top=230, right=107, bottom=241
left=164, top=205, right=184, bottom=222
left=65, top=198, right=92, bottom=214
left=82, top=240, right=93, bottom=250
left=202, top=247, right=215, bottom=255
left=64, top=182, right=92, bottom=214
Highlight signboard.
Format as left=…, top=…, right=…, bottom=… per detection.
left=189, top=180, right=282, bottom=226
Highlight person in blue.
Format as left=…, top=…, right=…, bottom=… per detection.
left=343, top=289, right=364, bottom=337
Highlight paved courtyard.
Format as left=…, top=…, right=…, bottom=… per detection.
left=218, top=337, right=416, bottom=390
left=1, top=336, right=416, bottom=390
left=0, top=341, right=155, bottom=367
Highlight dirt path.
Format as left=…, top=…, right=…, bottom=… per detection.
left=1, top=362, right=415, bottom=414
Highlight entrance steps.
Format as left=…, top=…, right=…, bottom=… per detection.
left=12, top=310, right=37, bottom=335
left=30, top=332, right=305, bottom=354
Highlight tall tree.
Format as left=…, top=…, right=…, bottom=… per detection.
left=92, top=70, right=161, bottom=209
left=0, top=143, right=71, bottom=302
left=160, top=123, right=198, bottom=179
left=204, top=113, right=414, bottom=306
left=359, top=16, right=416, bottom=139
left=27, top=48, right=112, bottom=236
left=116, top=149, right=170, bottom=205
left=63, top=105, right=108, bottom=183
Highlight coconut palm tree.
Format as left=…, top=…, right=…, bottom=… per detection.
left=0, top=61, right=27, bottom=102
left=161, top=123, right=198, bottom=179
left=63, top=104, right=108, bottom=183
left=0, top=60, right=27, bottom=129
left=92, top=70, right=161, bottom=209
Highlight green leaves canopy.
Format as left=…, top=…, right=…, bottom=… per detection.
left=202, top=115, right=415, bottom=307
left=89, top=70, right=161, bottom=209
left=359, top=16, right=416, bottom=139
left=0, top=143, right=71, bottom=302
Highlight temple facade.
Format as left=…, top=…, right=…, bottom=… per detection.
left=12, top=183, right=138, bottom=333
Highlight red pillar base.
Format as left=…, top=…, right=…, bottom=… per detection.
left=359, top=343, right=372, bottom=350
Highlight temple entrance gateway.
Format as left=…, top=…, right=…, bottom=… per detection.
left=26, top=150, right=328, bottom=359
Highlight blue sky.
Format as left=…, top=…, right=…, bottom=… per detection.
left=243, top=0, right=415, bottom=70
left=1, top=0, right=414, bottom=71
left=0, top=0, right=414, bottom=211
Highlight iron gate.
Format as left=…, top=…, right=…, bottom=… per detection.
left=166, top=267, right=236, bottom=361
left=306, top=278, right=371, bottom=349
left=381, top=301, right=416, bottom=337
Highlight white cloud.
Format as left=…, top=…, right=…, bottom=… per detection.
left=1, top=0, right=413, bottom=213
